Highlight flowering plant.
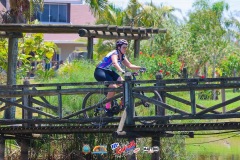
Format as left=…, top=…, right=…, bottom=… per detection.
left=138, top=51, right=181, bottom=79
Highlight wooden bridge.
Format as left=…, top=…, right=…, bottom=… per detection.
left=1, top=72, right=240, bottom=159
left=1, top=23, right=238, bottom=159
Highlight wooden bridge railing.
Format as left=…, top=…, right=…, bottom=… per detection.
left=1, top=73, right=240, bottom=160
left=0, top=74, right=240, bottom=126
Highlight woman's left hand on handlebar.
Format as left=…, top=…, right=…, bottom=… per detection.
left=139, top=67, right=147, bottom=72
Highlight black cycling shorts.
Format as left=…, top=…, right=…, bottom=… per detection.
left=94, top=68, right=120, bottom=82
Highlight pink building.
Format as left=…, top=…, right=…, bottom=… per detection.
left=0, top=0, right=96, bottom=64
left=37, top=0, right=96, bottom=63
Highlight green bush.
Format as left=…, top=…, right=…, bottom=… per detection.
left=135, top=52, right=182, bottom=79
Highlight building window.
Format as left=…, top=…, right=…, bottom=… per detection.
left=36, top=3, right=69, bottom=23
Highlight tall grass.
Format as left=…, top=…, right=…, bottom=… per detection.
left=43, top=60, right=96, bottom=83
left=33, top=60, right=97, bottom=117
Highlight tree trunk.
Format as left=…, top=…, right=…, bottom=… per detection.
left=212, top=54, right=217, bottom=100
left=4, top=36, right=18, bottom=119
left=4, top=0, right=24, bottom=119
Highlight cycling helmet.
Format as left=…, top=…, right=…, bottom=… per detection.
left=116, top=39, right=128, bottom=49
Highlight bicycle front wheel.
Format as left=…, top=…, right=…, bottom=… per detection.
left=82, top=92, right=108, bottom=127
left=135, top=90, right=163, bottom=125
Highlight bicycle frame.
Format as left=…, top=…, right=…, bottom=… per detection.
left=82, top=70, right=162, bottom=126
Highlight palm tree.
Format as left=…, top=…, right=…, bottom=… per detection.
left=7, top=0, right=44, bottom=23
left=96, top=4, right=126, bottom=25
left=93, top=3, right=128, bottom=58
left=85, top=0, right=108, bottom=18
left=124, top=0, right=178, bottom=28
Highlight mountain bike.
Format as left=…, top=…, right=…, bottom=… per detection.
left=81, top=69, right=163, bottom=126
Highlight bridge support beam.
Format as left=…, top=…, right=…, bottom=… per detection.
left=152, top=136, right=160, bottom=160
left=190, top=89, right=196, bottom=114
left=154, top=73, right=166, bottom=160
left=0, top=134, right=5, bottom=160
left=20, top=80, right=32, bottom=160
left=20, top=138, right=29, bottom=160
left=87, top=37, right=93, bottom=59
left=112, top=131, right=170, bottom=138
left=125, top=72, right=134, bottom=125
left=134, top=39, right=140, bottom=59
left=124, top=72, right=137, bottom=160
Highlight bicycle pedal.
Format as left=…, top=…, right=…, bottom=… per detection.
left=120, top=105, right=125, bottom=111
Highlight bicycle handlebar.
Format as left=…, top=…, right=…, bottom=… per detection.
left=130, top=68, right=146, bottom=79
left=139, top=67, right=147, bottom=72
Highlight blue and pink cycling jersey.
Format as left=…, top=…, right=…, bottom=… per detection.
left=97, top=50, right=125, bottom=72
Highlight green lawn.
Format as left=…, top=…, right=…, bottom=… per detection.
left=186, top=132, right=240, bottom=158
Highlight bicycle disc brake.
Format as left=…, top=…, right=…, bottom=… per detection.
left=94, top=105, right=104, bottom=116
left=111, top=105, right=120, bottom=114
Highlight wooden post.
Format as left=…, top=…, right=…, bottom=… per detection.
left=124, top=72, right=134, bottom=125
left=221, top=81, right=226, bottom=113
left=184, top=67, right=196, bottom=114
left=4, top=33, right=20, bottom=119
left=20, top=139, right=29, bottom=160
left=22, top=80, right=31, bottom=121
left=190, top=89, right=196, bottom=115
left=182, top=67, right=188, bottom=78
left=151, top=137, right=160, bottom=160
left=156, top=72, right=166, bottom=116
left=134, top=39, right=140, bottom=59
left=151, top=73, right=165, bottom=160
left=0, top=134, right=5, bottom=160
left=21, top=79, right=31, bottom=160
left=233, top=69, right=239, bottom=92
left=124, top=72, right=136, bottom=160
left=57, top=86, right=62, bottom=119
left=87, top=37, right=94, bottom=59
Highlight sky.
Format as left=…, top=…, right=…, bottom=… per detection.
left=108, top=0, right=240, bottom=20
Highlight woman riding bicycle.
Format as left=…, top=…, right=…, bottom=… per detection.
left=94, top=39, right=146, bottom=117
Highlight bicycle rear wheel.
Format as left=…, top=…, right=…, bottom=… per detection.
left=82, top=92, right=108, bottom=127
left=134, top=90, right=163, bottom=125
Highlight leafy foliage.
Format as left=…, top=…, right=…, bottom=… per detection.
left=187, top=0, right=231, bottom=77
left=34, top=64, right=55, bottom=81
left=0, top=39, right=8, bottom=71
left=137, top=51, right=181, bottom=79
left=85, top=0, right=108, bottom=18
left=219, top=53, right=240, bottom=77
left=18, top=33, right=58, bottom=79
left=94, top=39, right=115, bottom=60
left=0, top=33, right=58, bottom=80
